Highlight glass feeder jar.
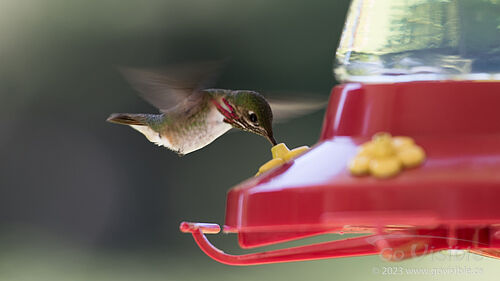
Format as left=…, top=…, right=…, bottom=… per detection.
left=335, top=0, right=500, bottom=82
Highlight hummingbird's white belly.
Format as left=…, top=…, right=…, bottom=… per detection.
left=173, top=106, right=232, bottom=154
left=130, top=125, right=173, bottom=148
left=129, top=105, right=231, bottom=155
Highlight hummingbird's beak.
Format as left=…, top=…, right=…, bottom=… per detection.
left=267, top=133, right=277, bottom=146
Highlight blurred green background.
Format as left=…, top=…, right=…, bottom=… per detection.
left=1, top=0, right=500, bottom=280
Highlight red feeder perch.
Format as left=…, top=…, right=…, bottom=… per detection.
left=181, top=0, right=500, bottom=265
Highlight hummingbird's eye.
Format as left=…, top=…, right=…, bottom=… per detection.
left=248, top=112, right=258, bottom=123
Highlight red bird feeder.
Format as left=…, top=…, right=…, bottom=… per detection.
left=181, top=0, right=500, bottom=265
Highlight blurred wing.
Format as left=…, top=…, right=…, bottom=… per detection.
left=119, top=61, right=223, bottom=112
left=268, top=97, right=327, bottom=123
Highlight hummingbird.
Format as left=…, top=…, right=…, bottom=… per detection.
left=107, top=62, right=325, bottom=155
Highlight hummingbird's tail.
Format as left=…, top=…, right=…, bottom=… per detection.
left=107, top=113, right=172, bottom=149
left=106, top=113, right=150, bottom=126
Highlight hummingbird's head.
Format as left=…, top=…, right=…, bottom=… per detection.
left=226, top=90, right=277, bottom=145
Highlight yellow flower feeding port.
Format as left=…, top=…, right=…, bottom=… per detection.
left=255, top=143, right=309, bottom=176
left=348, top=133, right=426, bottom=178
